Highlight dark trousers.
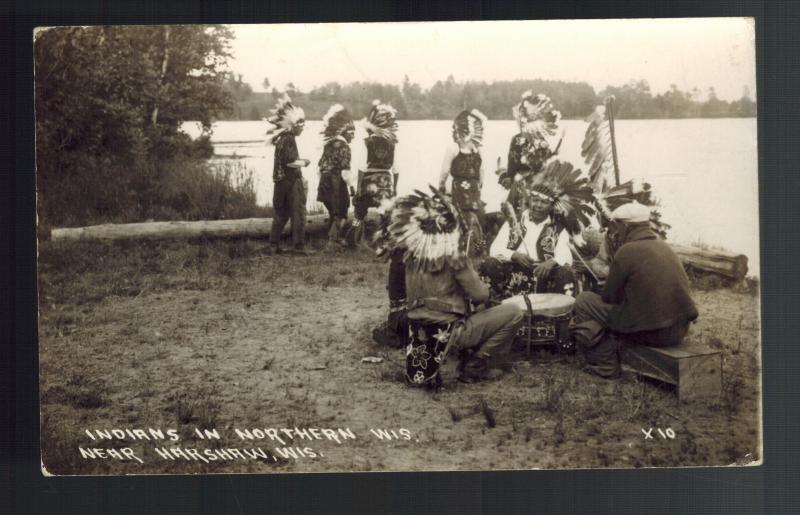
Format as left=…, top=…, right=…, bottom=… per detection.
left=270, top=178, right=306, bottom=249
left=570, top=292, right=690, bottom=378
left=386, top=250, right=408, bottom=340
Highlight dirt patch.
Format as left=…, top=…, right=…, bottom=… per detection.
left=38, top=239, right=761, bottom=474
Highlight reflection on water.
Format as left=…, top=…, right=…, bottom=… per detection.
left=182, top=118, right=759, bottom=274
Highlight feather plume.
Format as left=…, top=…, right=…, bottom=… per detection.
left=362, top=99, right=399, bottom=142
left=452, top=109, right=487, bottom=147
left=529, top=160, right=596, bottom=235
left=581, top=97, right=670, bottom=238
left=581, top=103, right=616, bottom=190
left=321, top=104, right=354, bottom=143
left=514, top=92, right=563, bottom=165
left=375, top=186, right=469, bottom=272
left=265, top=94, right=305, bottom=144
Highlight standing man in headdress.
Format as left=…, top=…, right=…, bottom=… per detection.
left=481, top=160, right=594, bottom=300
left=498, top=92, right=564, bottom=220
left=385, top=187, right=525, bottom=386
left=569, top=202, right=698, bottom=378
left=439, top=109, right=489, bottom=255
left=317, top=104, right=355, bottom=249
left=266, top=95, right=314, bottom=255
left=351, top=100, right=400, bottom=245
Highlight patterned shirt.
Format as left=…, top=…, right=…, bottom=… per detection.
left=318, top=138, right=352, bottom=175
left=273, top=133, right=299, bottom=182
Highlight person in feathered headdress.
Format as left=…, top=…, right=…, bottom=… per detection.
left=499, top=91, right=564, bottom=220
left=438, top=109, right=489, bottom=258
left=480, top=159, right=595, bottom=300
left=265, top=94, right=313, bottom=255
left=378, top=187, right=524, bottom=386
left=350, top=100, right=400, bottom=246
left=594, top=179, right=671, bottom=241
left=569, top=202, right=698, bottom=378
left=317, top=104, right=355, bottom=249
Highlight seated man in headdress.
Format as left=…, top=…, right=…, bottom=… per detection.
left=382, top=187, right=525, bottom=385
left=569, top=202, right=699, bottom=378
left=480, top=160, right=594, bottom=300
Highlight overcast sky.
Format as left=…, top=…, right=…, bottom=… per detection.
left=227, top=18, right=755, bottom=101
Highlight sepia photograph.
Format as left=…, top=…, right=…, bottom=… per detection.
left=34, top=18, right=761, bottom=474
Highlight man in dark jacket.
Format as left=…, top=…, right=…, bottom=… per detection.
left=570, top=202, right=699, bottom=378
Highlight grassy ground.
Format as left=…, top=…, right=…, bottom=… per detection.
left=38, top=237, right=761, bottom=474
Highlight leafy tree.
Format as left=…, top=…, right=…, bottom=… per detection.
left=34, top=25, right=234, bottom=226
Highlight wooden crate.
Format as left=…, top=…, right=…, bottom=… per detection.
left=622, top=343, right=722, bottom=401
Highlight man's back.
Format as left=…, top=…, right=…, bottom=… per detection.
left=406, top=262, right=489, bottom=324
left=603, top=235, right=698, bottom=333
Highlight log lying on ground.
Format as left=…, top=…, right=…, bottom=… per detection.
left=48, top=212, right=383, bottom=243
left=47, top=212, right=747, bottom=280
left=49, top=215, right=330, bottom=242
left=668, top=244, right=749, bottom=282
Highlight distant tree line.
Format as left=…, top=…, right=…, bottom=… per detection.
left=222, top=75, right=756, bottom=121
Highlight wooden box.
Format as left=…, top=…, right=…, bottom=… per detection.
left=622, top=343, right=722, bottom=401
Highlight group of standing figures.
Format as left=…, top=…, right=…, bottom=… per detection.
left=265, top=91, right=698, bottom=386
left=265, top=97, right=400, bottom=255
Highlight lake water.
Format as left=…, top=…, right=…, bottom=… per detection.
left=181, top=118, right=760, bottom=274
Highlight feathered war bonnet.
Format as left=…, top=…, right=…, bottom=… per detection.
left=513, top=91, right=564, bottom=164
left=595, top=180, right=671, bottom=238
left=452, top=109, right=488, bottom=148
left=527, top=160, right=596, bottom=236
left=265, top=94, right=305, bottom=144
left=379, top=186, right=471, bottom=273
left=363, top=99, right=398, bottom=143
left=321, top=104, right=355, bottom=143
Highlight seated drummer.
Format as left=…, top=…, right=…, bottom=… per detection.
left=569, top=202, right=699, bottom=378
left=480, top=160, right=594, bottom=299
left=385, top=187, right=525, bottom=385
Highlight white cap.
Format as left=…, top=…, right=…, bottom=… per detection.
left=610, top=201, right=651, bottom=223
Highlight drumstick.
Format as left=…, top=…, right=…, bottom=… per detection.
left=501, top=201, right=532, bottom=256
left=567, top=241, right=601, bottom=283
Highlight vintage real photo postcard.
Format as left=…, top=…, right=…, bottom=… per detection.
left=35, top=18, right=760, bottom=474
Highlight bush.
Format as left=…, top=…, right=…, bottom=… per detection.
left=153, top=158, right=269, bottom=221
left=38, top=153, right=268, bottom=227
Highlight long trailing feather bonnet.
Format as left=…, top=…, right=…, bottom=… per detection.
left=363, top=99, right=398, bottom=143
left=581, top=102, right=617, bottom=191
left=452, top=109, right=488, bottom=147
left=265, top=94, right=305, bottom=144
left=581, top=97, right=670, bottom=238
left=376, top=186, right=471, bottom=273
left=527, top=159, right=596, bottom=237
left=321, top=104, right=354, bottom=143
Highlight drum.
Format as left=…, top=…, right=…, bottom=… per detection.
left=502, top=293, right=575, bottom=354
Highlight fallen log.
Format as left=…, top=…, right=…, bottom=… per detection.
left=49, top=215, right=331, bottom=242
left=46, top=212, right=748, bottom=281
left=668, top=244, right=749, bottom=282
left=48, top=211, right=384, bottom=243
